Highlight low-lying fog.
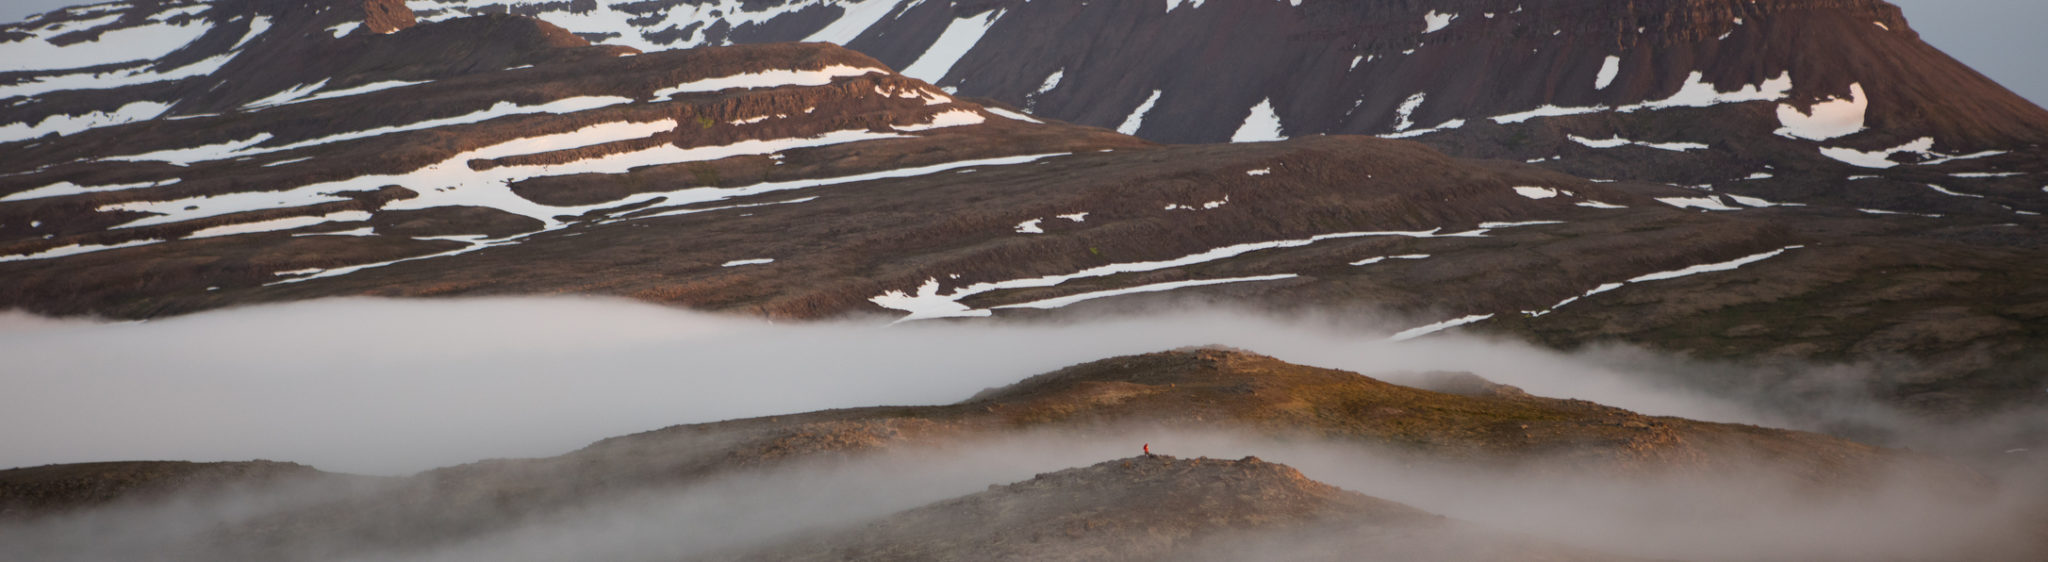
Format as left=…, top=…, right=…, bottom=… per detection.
left=4, top=429, right=2042, bottom=561
left=0, top=296, right=2035, bottom=475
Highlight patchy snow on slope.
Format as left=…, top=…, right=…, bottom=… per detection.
left=1925, top=184, right=1985, bottom=198
left=1594, top=55, right=1621, bottom=90
left=869, top=278, right=990, bottom=321
left=1820, top=137, right=1934, bottom=169
left=1478, top=220, right=1564, bottom=228
left=1859, top=208, right=1944, bottom=218
left=0, top=238, right=161, bottom=263
left=654, top=65, right=886, bottom=98
left=1494, top=71, right=1793, bottom=124
left=1623, top=71, right=1791, bottom=111
left=0, top=100, right=169, bottom=142
left=1390, top=313, right=1492, bottom=341
left=327, top=21, right=359, bottom=38
left=894, top=110, right=986, bottom=132
left=1576, top=200, right=1627, bottom=209
left=203, top=96, right=636, bottom=162
left=1391, top=93, right=1426, bottom=131
left=1726, top=194, right=1804, bottom=208
left=1491, top=105, right=1605, bottom=124
left=105, top=133, right=277, bottom=166
left=0, top=50, right=236, bottom=99
left=997, top=274, right=1297, bottom=310
left=295, top=80, right=431, bottom=104
left=803, top=0, right=903, bottom=44
left=1350, top=254, right=1429, bottom=266
left=1513, top=186, right=1569, bottom=199
left=1569, top=134, right=1707, bottom=152
left=983, top=107, right=1042, bottom=124
left=1951, top=172, right=2024, bottom=178
left=0, top=179, right=173, bottom=202
left=242, top=80, right=330, bottom=109
left=262, top=157, right=312, bottom=168
left=1776, top=83, right=1867, bottom=141
left=185, top=210, right=372, bottom=240
left=900, top=9, right=1003, bottom=82
left=1015, top=218, right=1044, bottom=234
left=1246, top=168, right=1271, bottom=176
left=1164, top=196, right=1229, bottom=211
left=1628, top=246, right=1801, bottom=283
left=721, top=258, right=775, bottom=267
left=1231, top=98, right=1284, bottom=142
left=1118, top=90, right=1163, bottom=135
left=0, top=16, right=212, bottom=73
left=229, top=15, right=271, bottom=51
left=1656, top=196, right=1740, bottom=211
left=869, top=223, right=1544, bottom=320
left=1528, top=246, right=1802, bottom=316
left=1378, top=119, right=1465, bottom=139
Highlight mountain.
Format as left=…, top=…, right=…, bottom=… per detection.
left=3, top=3, right=2046, bottom=419
left=3, top=349, right=2007, bottom=561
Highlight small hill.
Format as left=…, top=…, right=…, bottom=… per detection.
left=723, top=454, right=1636, bottom=561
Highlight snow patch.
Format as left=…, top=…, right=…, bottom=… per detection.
left=1513, top=186, right=1570, bottom=199
left=1594, top=56, right=1620, bottom=90
left=1390, top=313, right=1492, bottom=342
left=996, top=274, right=1296, bottom=310
left=1117, top=90, right=1163, bottom=135
left=1925, top=184, right=1985, bottom=199
left=1422, top=11, right=1457, bottom=33
left=900, top=10, right=1002, bottom=82
left=0, top=100, right=169, bottom=142
left=1569, top=134, right=1707, bottom=152
left=1391, top=93, right=1426, bottom=131
left=1656, top=196, right=1740, bottom=211
left=185, top=211, right=372, bottom=240
left=1231, top=98, right=1285, bottom=142
left=894, top=110, right=986, bottom=132
left=1819, top=137, right=1934, bottom=169
left=1629, top=246, right=1802, bottom=283
left=654, top=65, right=886, bottom=98
left=0, top=238, right=160, bottom=263
left=1776, top=83, right=1867, bottom=141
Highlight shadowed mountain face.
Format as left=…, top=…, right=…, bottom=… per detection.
left=7, top=349, right=2025, bottom=561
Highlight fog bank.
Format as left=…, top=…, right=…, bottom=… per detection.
left=0, top=297, right=2032, bottom=474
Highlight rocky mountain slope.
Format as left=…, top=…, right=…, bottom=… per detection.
left=2, top=2, right=2043, bottom=423
left=5, top=349, right=2018, bottom=561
